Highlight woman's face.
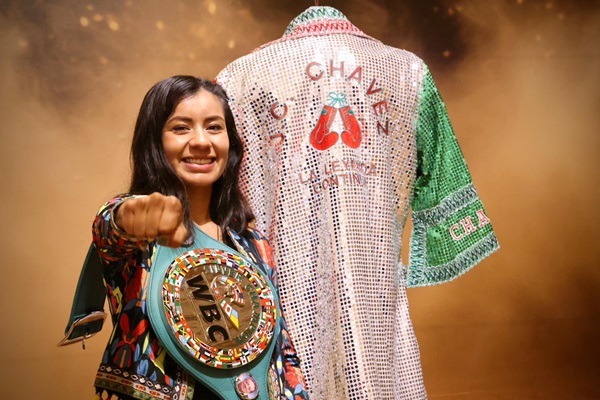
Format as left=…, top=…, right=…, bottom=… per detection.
left=162, top=90, right=229, bottom=194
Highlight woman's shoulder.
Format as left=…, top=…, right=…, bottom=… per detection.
left=228, top=226, right=270, bottom=248
left=228, top=226, right=274, bottom=264
left=243, top=225, right=269, bottom=242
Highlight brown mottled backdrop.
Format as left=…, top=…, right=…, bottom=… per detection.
left=0, top=1, right=598, bottom=399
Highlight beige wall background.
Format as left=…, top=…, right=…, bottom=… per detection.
left=0, top=1, right=598, bottom=399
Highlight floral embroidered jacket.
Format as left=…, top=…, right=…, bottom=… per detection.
left=92, top=195, right=309, bottom=400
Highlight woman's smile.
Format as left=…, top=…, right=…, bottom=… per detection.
left=183, top=157, right=214, bottom=165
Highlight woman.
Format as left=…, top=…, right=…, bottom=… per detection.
left=92, top=76, right=308, bottom=400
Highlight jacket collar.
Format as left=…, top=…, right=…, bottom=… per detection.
left=254, top=6, right=377, bottom=52
left=283, top=6, right=365, bottom=38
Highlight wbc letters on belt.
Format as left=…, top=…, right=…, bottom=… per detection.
left=161, top=248, right=278, bottom=369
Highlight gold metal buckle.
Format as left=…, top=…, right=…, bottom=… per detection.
left=57, top=311, right=107, bottom=349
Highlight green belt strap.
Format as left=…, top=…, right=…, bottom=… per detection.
left=57, top=243, right=107, bottom=347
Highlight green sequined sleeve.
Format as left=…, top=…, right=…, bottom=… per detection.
left=407, top=66, right=499, bottom=287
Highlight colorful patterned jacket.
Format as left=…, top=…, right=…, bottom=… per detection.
left=92, top=195, right=309, bottom=400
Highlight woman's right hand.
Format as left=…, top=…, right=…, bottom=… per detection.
left=114, top=193, right=189, bottom=248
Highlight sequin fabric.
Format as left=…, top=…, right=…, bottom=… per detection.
left=217, top=6, right=499, bottom=399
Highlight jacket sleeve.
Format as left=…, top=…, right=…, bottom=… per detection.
left=407, top=65, right=499, bottom=287
left=92, top=195, right=154, bottom=317
left=92, top=195, right=147, bottom=265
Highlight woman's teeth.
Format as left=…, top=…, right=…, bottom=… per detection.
left=185, top=158, right=212, bottom=165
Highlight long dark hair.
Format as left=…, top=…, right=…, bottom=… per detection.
left=129, top=75, right=254, bottom=245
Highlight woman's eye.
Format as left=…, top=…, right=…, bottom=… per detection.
left=207, top=124, right=224, bottom=132
left=173, top=125, right=189, bottom=133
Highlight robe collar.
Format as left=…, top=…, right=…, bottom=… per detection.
left=254, top=7, right=378, bottom=54
left=282, top=6, right=366, bottom=38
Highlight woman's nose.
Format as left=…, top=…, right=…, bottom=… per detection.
left=189, top=128, right=210, bottom=147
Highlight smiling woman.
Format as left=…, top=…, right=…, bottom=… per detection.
left=88, top=76, right=309, bottom=400
left=162, top=91, right=230, bottom=193
left=160, top=90, right=232, bottom=241
left=126, top=77, right=251, bottom=248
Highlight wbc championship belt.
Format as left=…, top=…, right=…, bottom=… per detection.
left=147, top=229, right=280, bottom=400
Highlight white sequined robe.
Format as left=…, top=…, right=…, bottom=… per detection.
left=217, top=6, right=499, bottom=400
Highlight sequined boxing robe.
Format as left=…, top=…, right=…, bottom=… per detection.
left=217, top=6, right=499, bottom=400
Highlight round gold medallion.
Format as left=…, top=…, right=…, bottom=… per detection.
left=162, top=248, right=277, bottom=368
